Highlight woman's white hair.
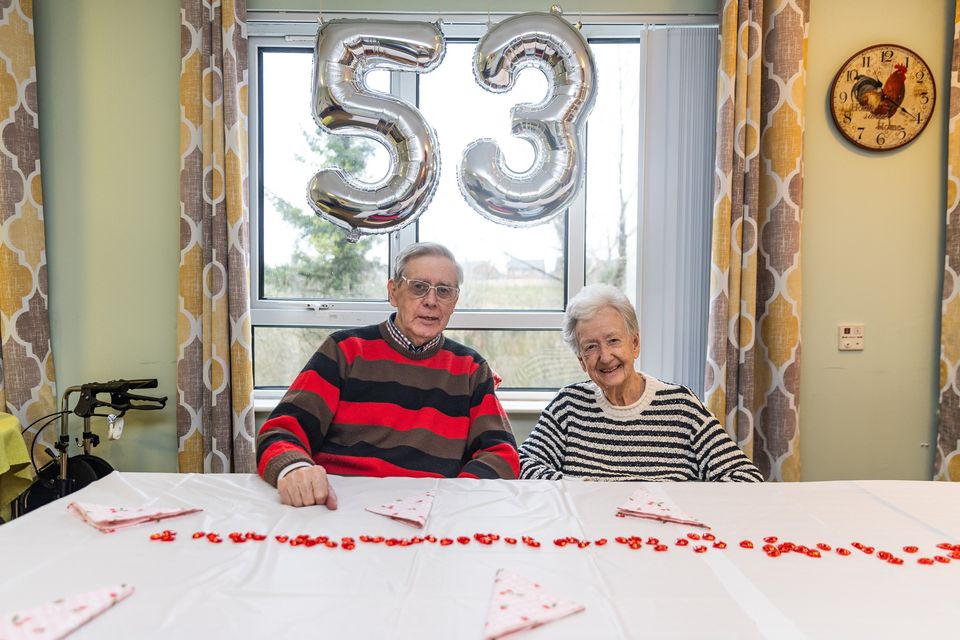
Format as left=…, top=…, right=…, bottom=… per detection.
left=562, top=284, right=639, bottom=354
left=392, top=242, right=463, bottom=285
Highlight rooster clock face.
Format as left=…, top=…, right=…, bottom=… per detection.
left=830, top=44, right=936, bottom=152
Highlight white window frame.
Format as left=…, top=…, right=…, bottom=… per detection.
left=247, top=11, right=718, bottom=412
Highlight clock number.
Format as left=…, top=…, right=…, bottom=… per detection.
left=857, top=127, right=865, bottom=141
left=862, top=55, right=871, bottom=67
left=920, top=92, right=930, bottom=105
left=838, top=91, right=848, bottom=103
left=881, top=50, right=893, bottom=63
left=876, top=132, right=885, bottom=146
left=842, top=111, right=852, bottom=124
left=897, top=130, right=907, bottom=140
left=915, top=70, right=925, bottom=81
left=846, top=69, right=859, bottom=82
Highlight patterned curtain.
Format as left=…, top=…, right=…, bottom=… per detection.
left=178, top=0, right=255, bottom=473
left=0, top=0, right=57, bottom=451
left=703, top=0, right=808, bottom=481
left=935, top=1, right=960, bottom=482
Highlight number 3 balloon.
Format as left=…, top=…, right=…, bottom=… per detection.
left=458, top=8, right=598, bottom=226
left=307, top=19, right=445, bottom=241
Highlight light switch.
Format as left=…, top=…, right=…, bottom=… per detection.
left=838, top=323, right=864, bottom=351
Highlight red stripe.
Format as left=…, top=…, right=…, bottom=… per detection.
left=458, top=471, right=479, bottom=479
left=314, top=454, right=445, bottom=478
left=469, top=393, right=507, bottom=421
left=338, top=336, right=479, bottom=376
left=261, top=415, right=310, bottom=450
left=481, top=442, right=521, bottom=478
left=336, top=401, right=469, bottom=439
left=257, top=440, right=309, bottom=477
left=289, top=369, right=340, bottom=410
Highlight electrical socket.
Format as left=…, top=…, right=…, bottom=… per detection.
left=838, top=323, right=864, bottom=351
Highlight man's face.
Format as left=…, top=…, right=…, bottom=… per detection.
left=387, top=255, right=459, bottom=346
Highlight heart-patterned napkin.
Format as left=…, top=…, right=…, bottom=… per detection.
left=365, top=490, right=435, bottom=528
left=482, top=569, right=585, bottom=640
left=616, top=487, right=709, bottom=528
left=67, top=502, right=202, bottom=533
left=0, top=584, right=134, bottom=640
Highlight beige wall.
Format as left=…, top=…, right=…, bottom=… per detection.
left=33, top=0, right=952, bottom=479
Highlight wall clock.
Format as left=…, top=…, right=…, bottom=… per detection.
left=829, top=43, right=935, bottom=152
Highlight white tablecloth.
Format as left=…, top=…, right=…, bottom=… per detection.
left=1, top=473, right=958, bottom=639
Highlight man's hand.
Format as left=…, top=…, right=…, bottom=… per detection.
left=277, top=465, right=338, bottom=509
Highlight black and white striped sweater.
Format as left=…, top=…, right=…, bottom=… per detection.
left=518, top=375, right=763, bottom=482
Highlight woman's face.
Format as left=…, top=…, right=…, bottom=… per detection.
left=575, top=306, right=641, bottom=398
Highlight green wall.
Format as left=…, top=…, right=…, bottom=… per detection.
left=800, top=1, right=951, bottom=479
left=32, top=0, right=953, bottom=479
left=34, top=0, right=181, bottom=471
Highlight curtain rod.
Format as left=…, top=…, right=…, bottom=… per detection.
left=247, top=9, right=718, bottom=26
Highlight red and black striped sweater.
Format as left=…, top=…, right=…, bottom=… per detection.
left=256, top=322, right=520, bottom=486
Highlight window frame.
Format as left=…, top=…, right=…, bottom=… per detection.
left=247, top=11, right=719, bottom=407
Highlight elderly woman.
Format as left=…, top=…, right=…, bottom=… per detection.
left=519, top=284, right=762, bottom=482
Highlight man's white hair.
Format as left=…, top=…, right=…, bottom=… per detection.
left=392, top=242, right=463, bottom=285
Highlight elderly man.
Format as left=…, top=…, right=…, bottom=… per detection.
left=519, top=284, right=762, bottom=482
left=257, top=242, right=520, bottom=508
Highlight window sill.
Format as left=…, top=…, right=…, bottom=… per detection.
left=253, top=389, right=551, bottom=416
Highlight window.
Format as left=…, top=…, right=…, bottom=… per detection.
left=248, top=13, right=718, bottom=402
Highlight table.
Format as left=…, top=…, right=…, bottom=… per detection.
left=0, top=412, right=32, bottom=522
left=1, top=473, right=959, bottom=639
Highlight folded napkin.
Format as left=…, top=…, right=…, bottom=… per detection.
left=617, top=487, right=709, bottom=528
left=67, top=502, right=202, bottom=533
left=0, top=583, right=134, bottom=640
left=483, top=569, right=585, bottom=640
left=365, top=490, right=435, bottom=528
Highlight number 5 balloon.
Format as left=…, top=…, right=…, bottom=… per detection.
left=459, top=9, right=598, bottom=227
left=308, top=20, right=445, bottom=242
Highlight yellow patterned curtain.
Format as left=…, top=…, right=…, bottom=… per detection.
left=704, top=0, right=808, bottom=481
left=935, top=1, right=960, bottom=481
left=0, top=0, right=57, bottom=455
left=178, top=0, right=255, bottom=473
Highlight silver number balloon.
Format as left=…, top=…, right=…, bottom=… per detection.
left=308, top=20, right=445, bottom=241
left=458, top=9, right=598, bottom=227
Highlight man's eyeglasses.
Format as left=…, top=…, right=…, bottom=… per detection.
left=400, top=276, right=460, bottom=301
